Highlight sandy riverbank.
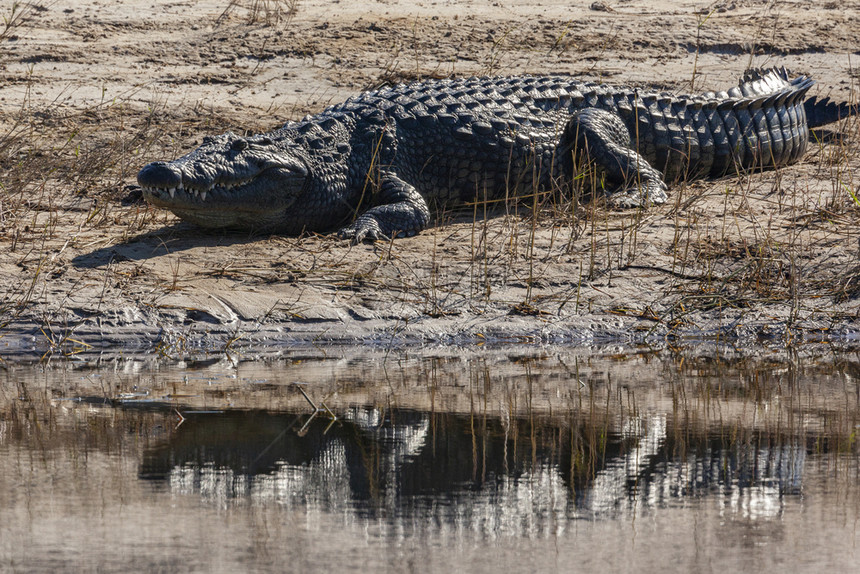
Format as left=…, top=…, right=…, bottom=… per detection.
left=1, top=0, right=859, bottom=356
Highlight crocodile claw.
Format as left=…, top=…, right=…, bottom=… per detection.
left=338, top=217, right=388, bottom=244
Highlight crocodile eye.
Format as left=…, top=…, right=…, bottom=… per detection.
left=231, top=138, right=249, bottom=151
left=257, top=137, right=273, bottom=146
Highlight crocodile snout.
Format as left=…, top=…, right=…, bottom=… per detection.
left=137, top=161, right=182, bottom=189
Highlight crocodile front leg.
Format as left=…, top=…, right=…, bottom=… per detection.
left=560, top=108, right=668, bottom=208
left=339, top=170, right=431, bottom=243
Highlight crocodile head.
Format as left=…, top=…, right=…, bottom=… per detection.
left=138, top=131, right=308, bottom=230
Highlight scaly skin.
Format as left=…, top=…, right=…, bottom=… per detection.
left=138, top=68, right=851, bottom=242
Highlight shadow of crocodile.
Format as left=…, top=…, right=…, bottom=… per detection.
left=70, top=223, right=264, bottom=269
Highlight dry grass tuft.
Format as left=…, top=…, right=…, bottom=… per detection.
left=217, top=0, right=299, bottom=27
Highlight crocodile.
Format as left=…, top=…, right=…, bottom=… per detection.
left=137, top=68, right=852, bottom=242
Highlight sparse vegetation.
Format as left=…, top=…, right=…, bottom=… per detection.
left=217, top=0, right=299, bottom=26
left=0, top=1, right=38, bottom=42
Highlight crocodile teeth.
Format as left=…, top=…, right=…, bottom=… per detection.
left=215, top=180, right=247, bottom=191
left=200, top=191, right=207, bottom=201
left=168, top=187, right=176, bottom=198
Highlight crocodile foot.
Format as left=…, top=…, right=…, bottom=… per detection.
left=607, top=179, right=669, bottom=208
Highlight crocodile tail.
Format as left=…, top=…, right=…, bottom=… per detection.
left=734, top=67, right=795, bottom=96
left=736, top=67, right=856, bottom=128
left=804, top=96, right=857, bottom=128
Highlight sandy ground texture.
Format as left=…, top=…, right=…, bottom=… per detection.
left=1, top=0, right=860, bottom=356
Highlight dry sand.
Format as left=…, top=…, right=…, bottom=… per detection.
left=1, top=0, right=860, bottom=356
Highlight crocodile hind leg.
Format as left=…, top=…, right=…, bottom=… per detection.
left=338, top=170, right=431, bottom=243
left=559, top=108, right=668, bottom=208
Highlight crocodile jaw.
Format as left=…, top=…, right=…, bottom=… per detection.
left=141, top=166, right=307, bottom=230
left=138, top=132, right=309, bottom=230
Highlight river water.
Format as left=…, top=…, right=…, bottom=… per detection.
left=1, top=346, right=859, bottom=572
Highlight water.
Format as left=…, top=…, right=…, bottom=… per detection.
left=1, top=347, right=859, bottom=573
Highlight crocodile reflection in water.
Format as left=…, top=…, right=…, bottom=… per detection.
left=139, top=407, right=805, bottom=526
